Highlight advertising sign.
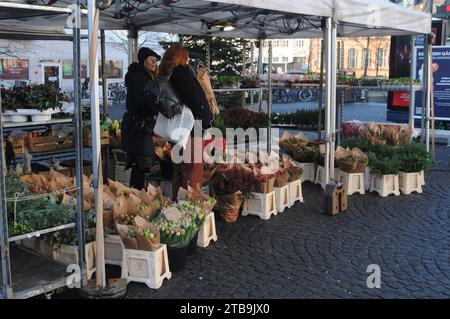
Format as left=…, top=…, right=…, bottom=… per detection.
left=414, top=46, right=450, bottom=120
left=0, top=58, right=29, bottom=80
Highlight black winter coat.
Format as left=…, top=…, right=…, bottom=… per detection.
left=121, top=62, right=158, bottom=158
left=169, top=65, right=214, bottom=131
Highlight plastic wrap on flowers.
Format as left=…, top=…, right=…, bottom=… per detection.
left=274, top=170, right=289, bottom=187
left=216, top=192, right=244, bottom=223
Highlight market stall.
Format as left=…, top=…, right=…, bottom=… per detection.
left=0, top=0, right=432, bottom=297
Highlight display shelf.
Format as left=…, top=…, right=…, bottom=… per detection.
left=2, top=118, right=73, bottom=129
left=8, top=223, right=76, bottom=243
left=0, top=245, right=69, bottom=299
left=213, top=88, right=263, bottom=93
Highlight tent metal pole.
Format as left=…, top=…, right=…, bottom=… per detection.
left=72, top=0, right=86, bottom=287
left=268, top=40, right=272, bottom=154
left=0, top=88, right=13, bottom=299
left=318, top=38, right=324, bottom=141
left=421, top=35, right=429, bottom=144
left=101, top=29, right=108, bottom=115
left=87, top=0, right=105, bottom=289
left=424, top=34, right=432, bottom=152
left=324, top=17, right=332, bottom=186
left=127, top=27, right=138, bottom=65
left=258, top=39, right=264, bottom=112
left=329, top=18, right=337, bottom=180
left=409, top=35, right=416, bottom=137
left=206, top=36, right=211, bottom=70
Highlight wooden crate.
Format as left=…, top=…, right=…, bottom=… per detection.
left=27, top=132, right=58, bottom=153
left=84, top=130, right=109, bottom=147
left=3, top=137, right=27, bottom=155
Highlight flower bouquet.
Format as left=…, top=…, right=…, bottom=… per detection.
left=287, top=164, right=303, bottom=182
left=274, top=168, right=290, bottom=187
left=211, top=165, right=253, bottom=222
left=116, top=215, right=160, bottom=251
left=335, top=146, right=369, bottom=173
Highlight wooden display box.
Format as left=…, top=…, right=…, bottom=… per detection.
left=370, top=174, right=400, bottom=197
left=84, top=130, right=109, bottom=147
left=197, top=212, right=218, bottom=248
left=242, top=191, right=277, bottom=220
left=53, top=241, right=96, bottom=280
left=27, top=132, right=58, bottom=152
left=121, top=245, right=172, bottom=289
left=3, top=137, right=27, bottom=156
left=105, top=234, right=124, bottom=266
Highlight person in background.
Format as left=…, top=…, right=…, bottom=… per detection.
left=121, top=47, right=161, bottom=190
left=158, top=45, right=214, bottom=198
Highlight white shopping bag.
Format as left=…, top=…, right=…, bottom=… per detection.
left=153, top=105, right=195, bottom=149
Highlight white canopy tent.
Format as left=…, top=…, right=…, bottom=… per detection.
left=0, top=0, right=431, bottom=37
left=0, top=0, right=432, bottom=293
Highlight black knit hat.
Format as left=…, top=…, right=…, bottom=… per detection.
left=138, top=47, right=161, bottom=63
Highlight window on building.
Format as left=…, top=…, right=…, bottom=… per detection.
left=295, top=40, right=304, bottom=47
left=282, top=57, right=288, bottom=62
left=361, top=49, right=372, bottom=69
left=273, top=40, right=280, bottom=47
left=272, top=57, right=279, bottom=63
left=283, top=40, right=289, bottom=47
left=348, top=48, right=358, bottom=69
left=376, top=48, right=387, bottom=68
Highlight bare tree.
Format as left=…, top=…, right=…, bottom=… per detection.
left=353, top=36, right=389, bottom=77
left=106, top=30, right=165, bottom=56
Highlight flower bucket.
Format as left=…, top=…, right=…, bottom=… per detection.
left=187, top=232, right=199, bottom=256
left=167, top=245, right=188, bottom=273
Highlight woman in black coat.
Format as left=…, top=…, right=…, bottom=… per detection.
left=121, top=47, right=161, bottom=190
left=159, top=46, right=214, bottom=198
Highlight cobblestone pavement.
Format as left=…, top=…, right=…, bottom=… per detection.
left=122, top=146, right=450, bottom=299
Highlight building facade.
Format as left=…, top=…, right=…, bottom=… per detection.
left=309, top=37, right=392, bottom=78
left=262, top=38, right=311, bottom=73
left=0, top=39, right=128, bottom=95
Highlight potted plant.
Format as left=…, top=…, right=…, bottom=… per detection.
left=368, top=146, right=401, bottom=197
left=211, top=165, right=253, bottom=222
left=13, top=84, right=65, bottom=122
left=2, top=86, right=30, bottom=122
left=153, top=202, right=204, bottom=272
left=397, top=143, right=433, bottom=194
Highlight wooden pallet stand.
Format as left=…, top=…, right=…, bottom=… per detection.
left=364, top=167, right=372, bottom=191
left=197, top=212, right=217, bottom=248
left=370, top=174, right=400, bottom=197
left=399, top=171, right=423, bottom=195
left=274, top=185, right=289, bottom=213
left=105, top=235, right=124, bottom=266
left=27, top=132, right=58, bottom=152
left=324, top=182, right=348, bottom=216
left=288, top=179, right=303, bottom=207
left=121, top=244, right=172, bottom=289
left=53, top=242, right=96, bottom=280
left=418, top=170, right=425, bottom=187
left=295, top=162, right=315, bottom=183
left=315, top=165, right=326, bottom=189
left=338, top=171, right=365, bottom=195
left=242, top=191, right=277, bottom=220
left=84, top=130, right=109, bottom=147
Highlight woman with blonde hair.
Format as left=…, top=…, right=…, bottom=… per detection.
left=159, top=45, right=213, bottom=198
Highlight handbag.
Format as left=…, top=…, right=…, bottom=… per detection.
left=153, top=105, right=195, bottom=149
left=143, top=76, right=182, bottom=119
left=197, top=67, right=220, bottom=116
